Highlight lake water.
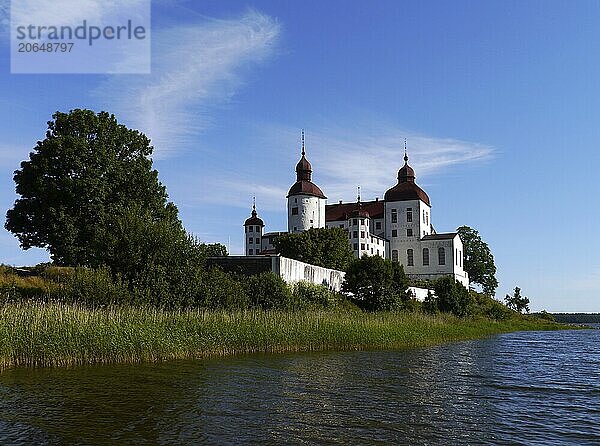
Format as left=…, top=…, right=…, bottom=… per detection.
left=0, top=328, right=599, bottom=445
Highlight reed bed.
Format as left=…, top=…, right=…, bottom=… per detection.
left=0, top=301, right=564, bottom=368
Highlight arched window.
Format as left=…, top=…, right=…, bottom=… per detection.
left=438, top=247, right=445, bottom=265
left=392, top=250, right=398, bottom=262
left=407, top=249, right=414, bottom=266
left=423, top=248, right=429, bottom=266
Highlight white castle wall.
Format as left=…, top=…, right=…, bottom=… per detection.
left=274, top=256, right=345, bottom=292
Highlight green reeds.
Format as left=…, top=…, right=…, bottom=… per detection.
left=0, top=301, right=564, bottom=368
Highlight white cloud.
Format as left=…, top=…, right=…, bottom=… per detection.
left=253, top=123, right=494, bottom=203
left=94, top=10, right=280, bottom=157
left=168, top=122, right=494, bottom=218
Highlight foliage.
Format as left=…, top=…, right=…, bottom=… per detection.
left=63, top=267, right=130, bottom=306
left=457, top=226, right=498, bottom=295
left=505, top=287, right=530, bottom=314
left=245, top=272, right=297, bottom=310
left=274, top=227, right=354, bottom=271
left=5, top=109, right=179, bottom=266
left=342, top=256, right=409, bottom=311
left=197, top=268, right=249, bottom=310
left=427, top=276, right=475, bottom=317
left=471, top=291, right=513, bottom=321
left=535, top=310, right=556, bottom=322
left=292, top=281, right=337, bottom=309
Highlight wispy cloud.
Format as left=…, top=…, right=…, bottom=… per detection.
left=253, top=123, right=494, bottom=203
left=169, top=122, right=494, bottom=216
left=94, top=10, right=280, bottom=157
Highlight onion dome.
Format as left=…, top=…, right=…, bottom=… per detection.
left=244, top=203, right=264, bottom=226
left=287, top=131, right=327, bottom=199
left=384, top=152, right=431, bottom=206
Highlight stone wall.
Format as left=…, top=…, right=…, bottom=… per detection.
left=206, top=255, right=345, bottom=292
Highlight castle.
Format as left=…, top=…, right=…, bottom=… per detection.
left=244, top=133, right=469, bottom=287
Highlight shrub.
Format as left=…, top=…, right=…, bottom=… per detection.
left=432, top=276, right=474, bottom=317
left=343, top=256, right=409, bottom=311
left=63, top=267, right=131, bottom=306
left=198, top=268, right=249, bottom=310
left=292, top=281, right=336, bottom=308
left=245, top=272, right=296, bottom=310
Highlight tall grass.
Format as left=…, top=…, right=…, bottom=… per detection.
left=0, top=301, right=565, bottom=368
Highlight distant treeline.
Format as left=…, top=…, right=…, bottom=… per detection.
left=552, top=313, right=600, bottom=323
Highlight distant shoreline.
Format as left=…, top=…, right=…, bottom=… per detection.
left=0, top=302, right=571, bottom=368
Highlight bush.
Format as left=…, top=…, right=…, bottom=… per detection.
left=246, top=272, right=296, bottom=310
left=64, top=267, right=131, bottom=306
left=292, top=281, right=336, bottom=309
left=197, top=268, right=249, bottom=310
left=430, top=276, right=474, bottom=317
left=343, top=256, right=409, bottom=311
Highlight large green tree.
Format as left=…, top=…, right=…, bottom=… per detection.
left=457, top=225, right=498, bottom=295
left=342, top=255, right=409, bottom=311
left=274, top=227, right=354, bottom=271
left=5, top=109, right=178, bottom=266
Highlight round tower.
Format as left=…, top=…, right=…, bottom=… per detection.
left=287, top=131, right=327, bottom=233
left=244, top=200, right=264, bottom=255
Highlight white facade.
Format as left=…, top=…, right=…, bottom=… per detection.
left=287, top=194, right=326, bottom=233
left=243, top=137, right=469, bottom=288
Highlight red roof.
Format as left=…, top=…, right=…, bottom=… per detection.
left=326, top=200, right=384, bottom=222
left=287, top=180, right=327, bottom=199
left=384, top=158, right=430, bottom=206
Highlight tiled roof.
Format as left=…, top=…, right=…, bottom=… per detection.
left=326, top=200, right=384, bottom=221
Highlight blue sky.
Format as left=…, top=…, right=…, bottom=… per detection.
left=0, top=0, right=599, bottom=311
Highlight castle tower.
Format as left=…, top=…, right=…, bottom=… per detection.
left=244, top=199, right=264, bottom=255
left=383, top=144, right=432, bottom=263
left=287, top=131, right=327, bottom=233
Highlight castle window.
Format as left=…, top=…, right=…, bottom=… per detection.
left=249, top=249, right=253, bottom=255
left=292, top=207, right=299, bottom=215
left=407, top=228, right=413, bottom=237
left=407, top=210, right=412, bottom=222
left=295, top=198, right=297, bottom=203
left=353, top=231, right=358, bottom=239
left=310, top=219, right=313, bottom=224
left=392, top=250, right=398, bottom=262
left=426, top=212, right=429, bottom=225
left=294, top=227, right=297, bottom=231
left=256, top=226, right=260, bottom=232
left=438, top=247, right=446, bottom=265
left=391, top=209, right=397, bottom=223
left=353, top=218, right=358, bottom=226
left=249, top=226, right=253, bottom=232
left=249, top=237, right=253, bottom=244
left=423, top=210, right=426, bottom=221
left=339, top=224, right=344, bottom=228
left=354, top=243, right=358, bottom=250
left=361, top=231, right=365, bottom=238
left=392, top=229, right=397, bottom=237
left=361, top=243, right=365, bottom=250
left=371, top=248, right=373, bottom=254
left=407, top=249, right=414, bottom=266
left=423, top=248, right=429, bottom=266
left=256, top=237, right=260, bottom=245
left=375, top=221, right=381, bottom=230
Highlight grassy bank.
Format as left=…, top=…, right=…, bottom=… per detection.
left=0, top=301, right=567, bottom=368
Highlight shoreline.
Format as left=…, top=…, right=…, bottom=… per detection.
left=0, top=301, right=571, bottom=368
